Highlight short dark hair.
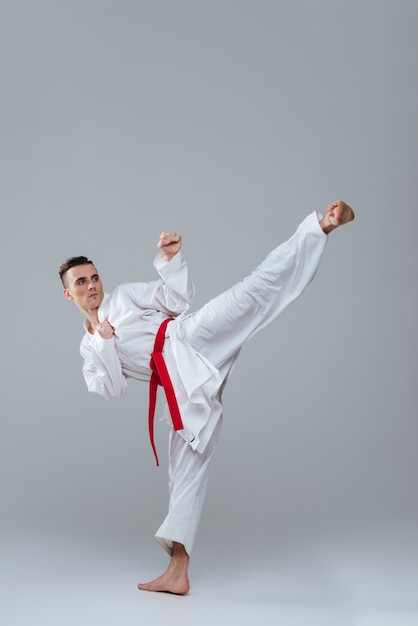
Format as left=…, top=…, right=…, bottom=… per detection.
left=59, top=256, right=95, bottom=286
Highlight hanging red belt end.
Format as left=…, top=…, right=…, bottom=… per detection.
left=148, top=318, right=184, bottom=466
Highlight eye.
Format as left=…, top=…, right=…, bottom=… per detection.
left=93, top=275, right=99, bottom=282
left=77, top=278, right=85, bottom=285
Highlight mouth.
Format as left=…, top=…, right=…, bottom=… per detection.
left=89, top=292, right=99, bottom=298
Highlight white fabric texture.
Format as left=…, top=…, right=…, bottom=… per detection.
left=155, top=211, right=328, bottom=554
left=79, top=211, right=328, bottom=556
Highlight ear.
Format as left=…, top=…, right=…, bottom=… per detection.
left=63, top=288, right=73, bottom=301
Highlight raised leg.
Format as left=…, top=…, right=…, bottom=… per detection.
left=181, top=210, right=328, bottom=368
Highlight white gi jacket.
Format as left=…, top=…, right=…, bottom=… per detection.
left=80, top=211, right=327, bottom=456
left=80, top=249, right=225, bottom=454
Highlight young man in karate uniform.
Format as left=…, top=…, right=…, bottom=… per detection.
left=60, top=200, right=354, bottom=594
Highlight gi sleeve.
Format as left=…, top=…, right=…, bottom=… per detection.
left=80, top=333, right=128, bottom=401
left=151, top=249, right=196, bottom=315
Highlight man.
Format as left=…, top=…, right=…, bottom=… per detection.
left=60, top=200, right=354, bottom=594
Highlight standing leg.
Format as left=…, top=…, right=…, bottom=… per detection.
left=138, top=421, right=220, bottom=594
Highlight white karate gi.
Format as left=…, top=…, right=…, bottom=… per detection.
left=80, top=211, right=328, bottom=556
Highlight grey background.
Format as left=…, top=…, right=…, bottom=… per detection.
left=1, top=1, right=417, bottom=624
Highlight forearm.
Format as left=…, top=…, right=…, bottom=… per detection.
left=80, top=335, right=127, bottom=400
left=153, top=249, right=196, bottom=313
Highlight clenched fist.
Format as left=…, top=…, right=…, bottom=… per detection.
left=96, top=318, right=115, bottom=339
left=157, top=231, right=182, bottom=261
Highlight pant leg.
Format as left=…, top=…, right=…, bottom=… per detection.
left=154, top=419, right=221, bottom=556
left=182, top=211, right=327, bottom=368
left=156, top=212, right=327, bottom=556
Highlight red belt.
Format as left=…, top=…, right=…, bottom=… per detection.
left=148, top=318, right=184, bottom=466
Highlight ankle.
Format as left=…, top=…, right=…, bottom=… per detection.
left=319, top=215, right=336, bottom=234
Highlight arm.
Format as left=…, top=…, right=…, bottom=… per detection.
left=151, top=231, right=196, bottom=315
left=80, top=333, right=128, bottom=401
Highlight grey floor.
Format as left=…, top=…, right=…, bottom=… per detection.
left=3, top=522, right=418, bottom=626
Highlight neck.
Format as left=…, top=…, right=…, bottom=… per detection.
left=79, top=305, right=100, bottom=332
left=86, top=319, right=96, bottom=335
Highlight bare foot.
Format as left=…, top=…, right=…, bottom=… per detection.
left=138, top=541, right=190, bottom=595
left=320, top=200, right=355, bottom=234
left=137, top=569, right=190, bottom=595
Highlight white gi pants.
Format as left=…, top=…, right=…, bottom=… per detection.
left=155, top=211, right=328, bottom=556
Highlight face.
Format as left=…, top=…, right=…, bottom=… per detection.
left=63, top=264, right=104, bottom=313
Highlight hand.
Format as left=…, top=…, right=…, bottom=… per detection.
left=157, top=231, right=182, bottom=261
left=96, top=318, right=115, bottom=339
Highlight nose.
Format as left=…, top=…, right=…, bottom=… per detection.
left=87, top=280, right=95, bottom=290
